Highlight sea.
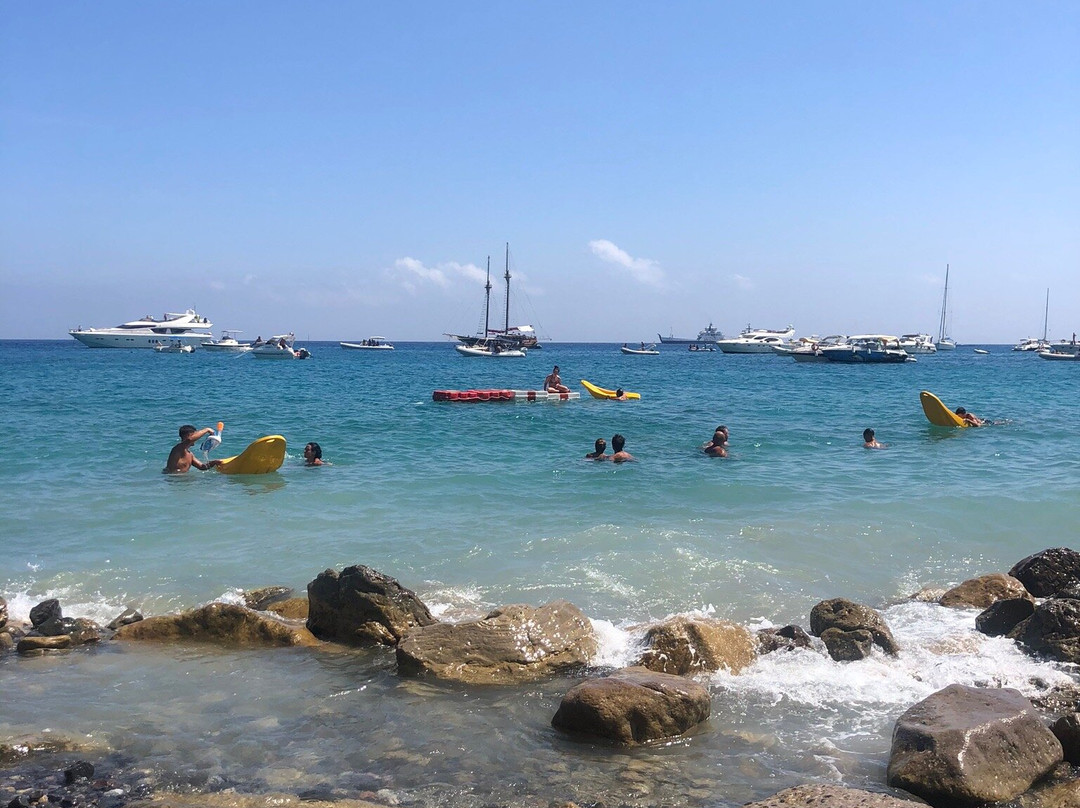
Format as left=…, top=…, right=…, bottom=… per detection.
left=2, top=338, right=1078, bottom=806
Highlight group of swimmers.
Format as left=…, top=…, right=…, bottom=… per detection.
left=584, top=434, right=635, bottom=462
left=163, top=425, right=324, bottom=473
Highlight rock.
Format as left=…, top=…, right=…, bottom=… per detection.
left=67, top=618, right=102, bottom=646
left=17, top=634, right=72, bottom=654
left=809, top=598, right=899, bottom=656
left=266, top=597, right=308, bottom=620
left=636, top=616, right=757, bottom=675
left=307, top=565, right=436, bottom=646
left=106, top=608, right=143, bottom=631
left=743, top=784, right=926, bottom=806
left=64, top=761, right=94, bottom=784
left=243, top=586, right=293, bottom=611
left=939, top=573, right=1031, bottom=609
left=396, top=600, right=597, bottom=684
left=975, top=597, right=1035, bottom=637
left=1009, top=598, right=1080, bottom=663
left=910, top=587, right=946, bottom=603
left=113, top=603, right=320, bottom=648
left=820, top=627, right=874, bottom=661
left=29, top=598, right=65, bottom=636
left=0, top=595, right=7, bottom=628
left=551, top=666, right=710, bottom=745
left=0, top=631, right=13, bottom=652
left=757, top=624, right=813, bottom=654
left=1010, top=548, right=1080, bottom=597
left=887, top=684, right=1062, bottom=805
left=1051, top=713, right=1080, bottom=764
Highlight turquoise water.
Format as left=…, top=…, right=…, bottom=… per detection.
left=2, top=340, right=1079, bottom=805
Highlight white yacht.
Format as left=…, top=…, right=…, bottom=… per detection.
left=898, top=334, right=938, bottom=354
left=70, top=309, right=213, bottom=349
left=201, top=330, right=252, bottom=352
left=716, top=325, right=796, bottom=354
left=251, top=333, right=311, bottom=359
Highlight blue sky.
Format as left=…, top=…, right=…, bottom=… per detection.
left=2, top=2, right=1077, bottom=342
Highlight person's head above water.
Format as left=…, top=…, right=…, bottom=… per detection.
left=303, top=442, right=322, bottom=462
left=178, top=424, right=197, bottom=441
left=616, top=388, right=624, bottom=397
left=863, top=428, right=875, bottom=442
left=612, top=434, right=626, bottom=453
left=955, top=407, right=967, bottom=416
left=594, top=438, right=606, bottom=453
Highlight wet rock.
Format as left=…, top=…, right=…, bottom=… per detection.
left=1010, top=548, right=1080, bottom=597
left=397, top=600, right=597, bottom=684
left=757, top=624, right=813, bottom=654
left=909, top=587, right=946, bottom=603
left=29, top=598, right=65, bottom=636
left=64, top=761, right=94, bottom=784
left=976, top=597, right=1035, bottom=637
left=743, top=784, right=926, bottom=806
left=887, top=684, right=1062, bottom=805
left=242, top=586, right=293, bottom=611
left=636, top=616, right=757, bottom=675
left=0, top=595, right=7, bottom=628
left=1031, top=684, right=1080, bottom=715
left=66, top=618, right=102, bottom=646
left=551, top=665, right=710, bottom=745
left=1009, top=598, right=1080, bottom=663
left=820, top=627, right=874, bottom=661
left=810, top=598, right=899, bottom=656
left=0, top=631, right=13, bottom=652
left=17, top=634, right=72, bottom=654
left=106, top=608, right=143, bottom=631
left=1051, top=713, right=1080, bottom=764
left=266, top=597, right=308, bottom=620
left=113, top=602, right=320, bottom=648
left=939, top=573, right=1031, bottom=609
left=307, top=565, right=436, bottom=646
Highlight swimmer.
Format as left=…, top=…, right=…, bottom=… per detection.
left=585, top=438, right=609, bottom=460
left=863, top=428, right=885, bottom=449
left=164, top=425, right=223, bottom=474
left=611, top=433, right=635, bottom=463
left=303, top=442, right=325, bottom=466
left=954, top=407, right=984, bottom=427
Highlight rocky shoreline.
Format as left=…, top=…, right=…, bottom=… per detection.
left=4, top=548, right=1080, bottom=807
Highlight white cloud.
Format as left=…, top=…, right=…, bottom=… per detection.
left=588, top=239, right=665, bottom=287
left=731, top=274, right=754, bottom=291
left=209, top=280, right=226, bottom=291
left=390, top=257, right=489, bottom=293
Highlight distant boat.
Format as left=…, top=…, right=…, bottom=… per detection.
left=717, top=325, right=795, bottom=354
left=935, top=265, right=957, bottom=350
left=1014, top=289, right=1051, bottom=352
left=70, top=309, right=213, bottom=349
left=621, top=343, right=660, bottom=355
left=658, top=323, right=724, bottom=344
left=201, top=330, right=252, bottom=352
left=340, top=337, right=394, bottom=350
left=899, top=334, right=937, bottom=355
left=973, top=348, right=990, bottom=355
left=153, top=339, right=195, bottom=354
left=251, top=333, right=311, bottom=359
left=448, top=244, right=539, bottom=351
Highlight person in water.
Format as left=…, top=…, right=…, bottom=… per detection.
left=955, top=407, right=984, bottom=427
left=614, top=388, right=628, bottom=400
left=611, top=433, right=635, bottom=462
left=303, top=442, right=325, bottom=466
left=543, top=365, right=570, bottom=393
left=704, top=427, right=728, bottom=457
left=585, top=438, right=608, bottom=460
left=163, top=425, right=222, bottom=474
left=863, top=428, right=885, bottom=448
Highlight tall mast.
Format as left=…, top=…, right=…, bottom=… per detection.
left=1043, top=288, right=1049, bottom=341
left=483, top=256, right=492, bottom=339
left=503, top=242, right=511, bottom=334
left=938, top=264, right=949, bottom=342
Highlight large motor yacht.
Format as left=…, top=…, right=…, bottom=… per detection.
left=70, top=309, right=213, bottom=349
left=716, top=325, right=796, bottom=354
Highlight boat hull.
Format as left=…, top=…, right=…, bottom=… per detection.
left=340, top=343, right=394, bottom=350
left=621, top=347, right=659, bottom=355
left=71, top=331, right=210, bottom=349
left=455, top=344, right=526, bottom=357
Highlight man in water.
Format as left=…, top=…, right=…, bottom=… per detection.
left=614, top=388, right=628, bottom=400
left=704, top=427, right=728, bottom=457
left=585, top=438, right=608, bottom=460
left=954, top=407, right=984, bottom=427
left=163, top=425, right=222, bottom=473
left=611, top=433, right=635, bottom=462
left=543, top=365, right=569, bottom=393
left=863, top=428, right=885, bottom=448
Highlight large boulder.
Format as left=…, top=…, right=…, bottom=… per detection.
left=820, top=627, right=874, bottom=661
left=29, top=598, right=65, bottom=636
left=636, top=616, right=757, bottom=675
left=1051, top=713, right=1080, bottom=764
left=938, top=573, right=1030, bottom=609
left=551, top=666, right=710, bottom=745
left=113, top=603, right=320, bottom=648
left=743, top=784, right=926, bottom=807
left=809, top=598, right=899, bottom=659
left=396, top=600, right=596, bottom=684
left=1009, top=548, right=1080, bottom=597
left=975, top=597, right=1035, bottom=637
left=887, top=684, right=1062, bottom=805
left=307, top=565, right=435, bottom=646
left=1008, top=598, right=1080, bottom=663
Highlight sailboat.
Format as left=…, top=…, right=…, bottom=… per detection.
left=1013, top=289, right=1051, bottom=352
left=451, top=247, right=527, bottom=358
left=934, top=265, right=957, bottom=351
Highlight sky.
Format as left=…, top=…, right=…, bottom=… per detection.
left=2, top=2, right=1078, bottom=343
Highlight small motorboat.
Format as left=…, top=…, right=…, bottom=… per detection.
left=340, top=336, right=394, bottom=350
left=153, top=339, right=195, bottom=353
left=973, top=348, right=990, bottom=355
left=251, top=334, right=311, bottom=359
left=201, top=330, right=252, bottom=352
left=620, top=343, right=660, bottom=355
left=455, top=340, right=526, bottom=358
left=1037, top=349, right=1080, bottom=361
left=819, top=335, right=913, bottom=364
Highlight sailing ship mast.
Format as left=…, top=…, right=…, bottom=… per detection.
left=483, top=256, right=492, bottom=341
left=1042, top=288, right=1049, bottom=343
left=937, top=264, right=949, bottom=342
left=502, top=242, right=511, bottom=336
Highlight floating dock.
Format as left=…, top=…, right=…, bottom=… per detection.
left=433, top=389, right=580, bottom=402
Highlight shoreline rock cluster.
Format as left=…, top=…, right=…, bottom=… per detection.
left=4, top=549, right=1080, bottom=807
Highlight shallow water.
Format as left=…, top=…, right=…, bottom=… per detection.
left=2, top=340, right=1078, bottom=805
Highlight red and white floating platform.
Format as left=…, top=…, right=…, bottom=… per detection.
left=433, top=389, right=580, bottom=402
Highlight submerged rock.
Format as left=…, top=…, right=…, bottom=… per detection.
left=757, top=624, right=813, bottom=654
left=939, top=572, right=1030, bottom=609
left=243, top=586, right=294, bottom=611
left=1010, top=548, right=1080, bottom=597
left=267, top=597, right=309, bottom=620
left=113, top=602, right=320, bottom=648
left=17, top=634, right=72, bottom=654
left=743, top=784, right=926, bottom=806
left=636, top=616, right=757, bottom=675
left=810, top=598, right=899, bottom=659
left=887, top=684, right=1062, bottom=805
left=307, top=565, right=435, bottom=646
left=396, top=600, right=597, bottom=684
left=551, top=665, right=710, bottom=745
left=106, top=607, right=143, bottom=631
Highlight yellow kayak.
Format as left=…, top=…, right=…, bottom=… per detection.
left=920, top=391, right=968, bottom=428
left=215, top=435, right=287, bottom=474
left=580, top=380, right=641, bottom=400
